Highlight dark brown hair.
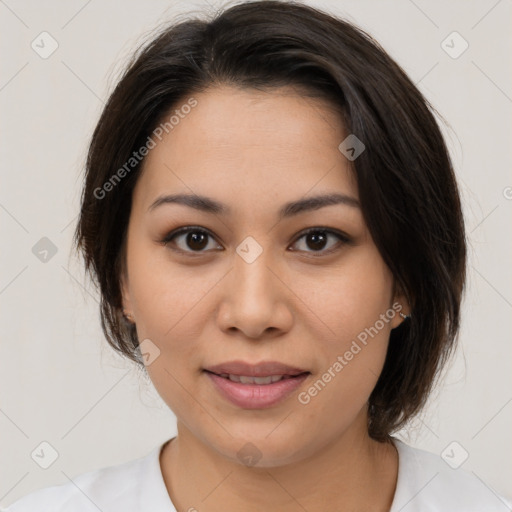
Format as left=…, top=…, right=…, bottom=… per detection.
left=73, top=0, right=466, bottom=441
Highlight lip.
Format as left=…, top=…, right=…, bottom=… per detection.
left=203, top=360, right=310, bottom=409
left=205, top=372, right=309, bottom=409
left=204, top=360, right=308, bottom=377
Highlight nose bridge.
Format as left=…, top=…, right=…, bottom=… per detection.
left=232, top=234, right=276, bottom=299
left=213, top=217, right=300, bottom=338
left=215, top=233, right=289, bottom=338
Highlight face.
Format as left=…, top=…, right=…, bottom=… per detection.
left=121, top=85, right=407, bottom=466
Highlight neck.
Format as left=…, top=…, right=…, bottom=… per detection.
left=160, top=411, right=398, bottom=512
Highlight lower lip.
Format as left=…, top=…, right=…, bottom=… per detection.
left=205, top=371, right=309, bottom=409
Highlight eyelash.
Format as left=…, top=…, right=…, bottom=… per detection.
left=160, top=226, right=351, bottom=258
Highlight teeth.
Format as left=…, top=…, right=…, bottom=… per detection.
left=219, top=374, right=293, bottom=384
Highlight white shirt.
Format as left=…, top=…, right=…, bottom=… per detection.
left=3, top=437, right=511, bottom=511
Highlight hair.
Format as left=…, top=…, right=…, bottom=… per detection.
left=73, top=0, right=466, bottom=442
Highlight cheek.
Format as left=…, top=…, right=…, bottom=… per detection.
left=293, top=249, right=394, bottom=406
left=127, top=238, right=211, bottom=339
left=292, top=245, right=394, bottom=343
left=131, top=256, right=211, bottom=418
left=126, top=242, right=217, bottom=408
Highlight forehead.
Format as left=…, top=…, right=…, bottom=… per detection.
left=134, top=85, right=358, bottom=216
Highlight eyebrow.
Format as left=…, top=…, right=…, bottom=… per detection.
left=147, top=192, right=360, bottom=219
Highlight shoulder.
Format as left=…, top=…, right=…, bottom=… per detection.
left=3, top=445, right=163, bottom=512
left=390, top=438, right=512, bottom=512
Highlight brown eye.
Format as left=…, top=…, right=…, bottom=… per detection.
left=184, top=231, right=208, bottom=251
left=291, top=228, right=350, bottom=255
left=162, top=227, right=222, bottom=253
left=161, top=226, right=350, bottom=257
left=305, top=231, right=328, bottom=251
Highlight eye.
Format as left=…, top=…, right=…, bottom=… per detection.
left=161, top=226, right=351, bottom=257
left=161, top=226, right=222, bottom=254
left=289, top=227, right=350, bottom=256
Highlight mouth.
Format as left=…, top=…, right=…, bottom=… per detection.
left=203, top=360, right=310, bottom=409
left=205, top=372, right=306, bottom=385
left=204, top=360, right=309, bottom=378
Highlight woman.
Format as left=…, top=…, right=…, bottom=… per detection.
left=5, top=1, right=510, bottom=510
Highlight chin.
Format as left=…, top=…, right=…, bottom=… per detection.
left=203, top=423, right=320, bottom=469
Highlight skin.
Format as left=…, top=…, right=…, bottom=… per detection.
left=121, top=85, right=410, bottom=512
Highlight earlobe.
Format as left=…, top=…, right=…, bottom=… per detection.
left=120, top=272, right=135, bottom=323
left=391, top=301, right=410, bottom=329
left=391, top=285, right=411, bottom=329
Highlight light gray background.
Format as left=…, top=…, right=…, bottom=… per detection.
left=1, top=0, right=511, bottom=507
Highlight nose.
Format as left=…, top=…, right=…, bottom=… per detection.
left=216, top=242, right=293, bottom=340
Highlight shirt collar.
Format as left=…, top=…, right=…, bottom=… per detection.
left=138, top=438, right=178, bottom=511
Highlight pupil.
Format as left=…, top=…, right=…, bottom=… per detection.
left=187, top=232, right=207, bottom=250
left=307, top=232, right=327, bottom=250
left=184, top=231, right=328, bottom=252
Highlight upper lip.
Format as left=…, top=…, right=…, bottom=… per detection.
left=204, top=360, right=309, bottom=377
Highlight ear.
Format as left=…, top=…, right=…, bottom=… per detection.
left=120, top=272, right=133, bottom=316
left=118, top=236, right=134, bottom=320
left=120, top=265, right=133, bottom=320
left=390, top=281, right=411, bottom=329
left=120, top=273, right=129, bottom=308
